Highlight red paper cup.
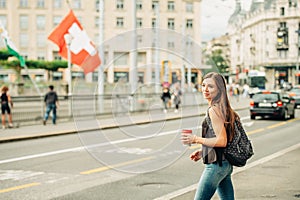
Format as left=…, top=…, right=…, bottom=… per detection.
left=182, top=129, right=192, bottom=146
left=182, top=129, right=192, bottom=134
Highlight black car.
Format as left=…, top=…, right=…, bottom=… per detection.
left=250, top=91, right=295, bottom=120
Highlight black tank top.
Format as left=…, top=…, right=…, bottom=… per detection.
left=1, top=93, right=8, bottom=103
left=202, top=110, right=225, bottom=166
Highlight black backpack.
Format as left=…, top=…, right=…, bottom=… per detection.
left=224, top=119, right=254, bottom=167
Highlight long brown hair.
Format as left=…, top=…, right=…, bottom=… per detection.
left=202, top=72, right=239, bottom=141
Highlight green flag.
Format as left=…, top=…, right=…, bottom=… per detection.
left=0, top=24, right=26, bottom=67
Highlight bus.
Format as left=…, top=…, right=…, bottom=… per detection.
left=247, top=70, right=266, bottom=97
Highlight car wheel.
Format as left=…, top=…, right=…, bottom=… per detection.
left=251, top=115, right=255, bottom=120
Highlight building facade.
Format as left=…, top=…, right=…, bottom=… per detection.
left=0, top=0, right=202, bottom=86
left=227, top=0, right=300, bottom=89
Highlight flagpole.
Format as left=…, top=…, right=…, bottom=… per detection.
left=64, top=33, right=73, bottom=117
left=97, top=0, right=104, bottom=114
left=23, top=65, right=42, bottom=95
left=130, top=0, right=137, bottom=94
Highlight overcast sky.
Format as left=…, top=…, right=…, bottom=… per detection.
left=201, top=0, right=252, bottom=41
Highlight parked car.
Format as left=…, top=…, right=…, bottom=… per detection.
left=250, top=91, right=295, bottom=120
left=288, top=85, right=300, bottom=108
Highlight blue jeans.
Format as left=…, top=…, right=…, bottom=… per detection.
left=194, top=160, right=234, bottom=200
left=44, top=103, right=57, bottom=124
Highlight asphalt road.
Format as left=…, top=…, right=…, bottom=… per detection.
left=0, top=109, right=300, bottom=200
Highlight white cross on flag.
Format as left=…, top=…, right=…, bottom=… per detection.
left=48, top=10, right=101, bottom=74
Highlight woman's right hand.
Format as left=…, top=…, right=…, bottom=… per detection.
left=190, top=150, right=202, bottom=162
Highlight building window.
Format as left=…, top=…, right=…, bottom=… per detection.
left=37, top=0, right=45, bottom=8
left=37, top=52, right=45, bottom=60
left=0, top=15, right=7, bottom=28
left=53, top=71, right=63, bottom=81
left=288, top=0, right=297, bottom=7
left=152, top=0, right=158, bottom=11
left=20, top=15, right=28, bottom=30
left=0, top=0, right=6, bottom=8
left=137, top=52, right=146, bottom=63
left=186, top=2, right=193, bottom=12
left=116, top=17, right=124, bottom=27
left=114, top=72, right=128, bottom=82
left=53, top=0, right=62, bottom=8
left=20, top=0, right=28, bottom=8
left=186, top=19, right=193, bottom=29
left=168, top=1, right=175, bottom=11
left=95, top=16, right=99, bottom=28
left=280, top=7, right=285, bottom=16
left=72, top=0, right=81, bottom=9
left=37, top=33, right=46, bottom=47
left=136, top=18, right=142, bottom=28
left=53, top=16, right=62, bottom=26
left=168, top=18, right=175, bottom=30
left=53, top=51, right=62, bottom=60
left=116, top=0, right=124, bottom=10
left=36, top=15, right=46, bottom=30
left=95, top=0, right=99, bottom=11
left=20, top=33, right=29, bottom=47
left=114, top=52, right=128, bottom=65
left=136, top=0, right=142, bottom=10
left=266, top=51, right=269, bottom=57
left=152, top=18, right=157, bottom=28
left=168, top=41, right=175, bottom=48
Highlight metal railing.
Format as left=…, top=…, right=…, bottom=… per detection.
left=10, top=92, right=205, bottom=126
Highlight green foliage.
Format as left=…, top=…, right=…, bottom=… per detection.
left=0, top=49, right=11, bottom=60
left=0, top=48, right=68, bottom=71
left=206, top=49, right=229, bottom=74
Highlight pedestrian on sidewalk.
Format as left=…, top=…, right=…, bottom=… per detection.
left=43, top=85, right=59, bottom=125
left=181, top=72, right=240, bottom=200
left=172, top=83, right=182, bottom=113
left=1, top=86, right=13, bottom=129
left=161, top=86, right=171, bottom=113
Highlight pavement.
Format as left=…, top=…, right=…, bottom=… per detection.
left=1, top=97, right=300, bottom=200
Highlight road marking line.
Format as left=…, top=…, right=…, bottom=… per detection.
left=247, top=128, right=265, bottom=135
left=80, top=156, right=155, bottom=175
left=154, top=143, right=300, bottom=200
left=267, top=122, right=287, bottom=129
left=0, top=182, right=40, bottom=194
left=0, top=116, right=294, bottom=165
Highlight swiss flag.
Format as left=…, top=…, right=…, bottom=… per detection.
left=48, top=10, right=101, bottom=74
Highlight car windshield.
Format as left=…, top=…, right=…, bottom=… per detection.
left=253, top=93, right=279, bottom=101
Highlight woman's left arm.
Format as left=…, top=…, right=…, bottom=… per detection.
left=193, top=108, right=227, bottom=147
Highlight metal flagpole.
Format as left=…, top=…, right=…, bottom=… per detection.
left=130, top=0, right=137, bottom=94
left=154, top=2, right=160, bottom=94
left=97, top=0, right=104, bottom=113
left=64, top=34, right=72, bottom=116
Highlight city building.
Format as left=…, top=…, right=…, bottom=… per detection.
left=0, top=0, right=202, bottom=87
left=227, top=0, right=300, bottom=89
